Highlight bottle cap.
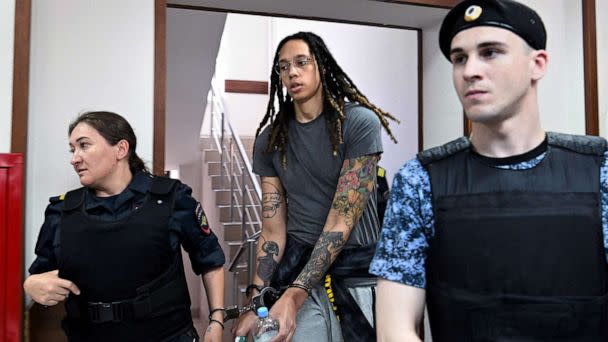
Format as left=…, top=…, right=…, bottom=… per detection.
left=257, top=306, right=269, bottom=318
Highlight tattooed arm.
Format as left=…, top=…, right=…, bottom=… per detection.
left=268, top=155, right=379, bottom=341
left=293, top=154, right=378, bottom=289
left=232, top=177, right=287, bottom=338
left=255, top=177, right=287, bottom=286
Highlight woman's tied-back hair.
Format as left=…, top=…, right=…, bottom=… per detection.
left=255, top=31, right=399, bottom=168
left=68, top=111, right=149, bottom=174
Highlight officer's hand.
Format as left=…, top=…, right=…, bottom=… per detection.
left=202, top=321, right=223, bottom=342
left=23, top=270, right=81, bottom=306
left=231, top=310, right=257, bottom=339
left=269, top=288, right=307, bottom=342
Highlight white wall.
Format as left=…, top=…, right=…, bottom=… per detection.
left=166, top=8, right=226, bottom=171
left=25, top=0, right=155, bottom=274
left=215, top=14, right=419, bottom=183
left=422, top=22, right=462, bottom=149
left=0, top=0, right=15, bottom=152
left=421, top=0, right=587, bottom=149
left=527, top=0, right=585, bottom=135
left=214, top=14, right=271, bottom=138
left=598, top=0, right=608, bottom=138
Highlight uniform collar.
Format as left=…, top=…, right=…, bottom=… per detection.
left=128, top=171, right=152, bottom=195
left=84, top=171, right=151, bottom=212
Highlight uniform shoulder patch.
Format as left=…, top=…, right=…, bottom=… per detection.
left=49, top=194, right=65, bottom=204
left=195, top=202, right=211, bottom=236
left=377, top=167, right=386, bottom=178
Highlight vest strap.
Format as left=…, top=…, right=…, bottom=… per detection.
left=62, top=188, right=87, bottom=211
left=149, top=176, right=178, bottom=195
left=417, top=136, right=470, bottom=166
left=547, top=132, right=607, bottom=156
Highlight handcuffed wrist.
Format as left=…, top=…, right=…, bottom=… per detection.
left=288, top=282, right=312, bottom=295
left=208, top=307, right=225, bottom=321
left=209, top=318, right=224, bottom=330
left=245, top=284, right=263, bottom=298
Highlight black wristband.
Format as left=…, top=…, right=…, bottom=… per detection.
left=209, top=318, right=224, bottom=330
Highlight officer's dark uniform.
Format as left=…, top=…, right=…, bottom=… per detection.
left=29, top=171, right=225, bottom=342
left=422, top=1, right=608, bottom=340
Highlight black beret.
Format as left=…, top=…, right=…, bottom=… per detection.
left=439, top=0, right=546, bottom=60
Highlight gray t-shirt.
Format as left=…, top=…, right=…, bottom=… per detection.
left=253, top=103, right=383, bottom=248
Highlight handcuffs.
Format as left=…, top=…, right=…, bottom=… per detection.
left=229, top=284, right=311, bottom=342
left=228, top=286, right=281, bottom=342
left=223, top=286, right=281, bottom=322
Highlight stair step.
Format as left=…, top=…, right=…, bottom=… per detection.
left=219, top=205, right=262, bottom=222
left=228, top=243, right=246, bottom=261
left=207, top=161, right=252, bottom=177
left=222, top=230, right=260, bottom=240
left=222, top=220, right=260, bottom=226
left=223, top=223, right=249, bottom=241
left=203, top=149, right=221, bottom=162
left=207, top=162, right=222, bottom=175
left=211, top=175, right=231, bottom=189
left=199, top=137, right=215, bottom=150
left=223, top=222, right=261, bottom=229
left=211, top=174, right=258, bottom=190
left=218, top=204, right=260, bottom=209
left=214, top=190, right=259, bottom=206
left=220, top=206, right=241, bottom=222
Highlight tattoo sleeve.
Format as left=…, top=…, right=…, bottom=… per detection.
left=294, top=155, right=378, bottom=288
left=257, top=239, right=280, bottom=286
left=331, top=155, right=378, bottom=229
left=262, top=181, right=283, bottom=219
left=295, top=231, right=346, bottom=288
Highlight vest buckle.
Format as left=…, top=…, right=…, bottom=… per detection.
left=88, top=301, right=132, bottom=323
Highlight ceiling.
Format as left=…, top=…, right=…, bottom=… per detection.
left=167, top=0, right=450, bottom=30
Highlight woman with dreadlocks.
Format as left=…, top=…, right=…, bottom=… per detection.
left=232, top=32, right=398, bottom=342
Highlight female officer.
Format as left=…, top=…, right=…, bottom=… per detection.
left=24, top=111, right=226, bottom=342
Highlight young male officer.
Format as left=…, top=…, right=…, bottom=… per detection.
left=370, top=1, right=608, bottom=341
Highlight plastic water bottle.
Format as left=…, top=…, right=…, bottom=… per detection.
left=253, top=306, right=279, bottom=342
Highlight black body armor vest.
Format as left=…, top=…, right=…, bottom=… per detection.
left=58, top=177, right=192, bottom=342
left=418, top=132, right=608, bottom=342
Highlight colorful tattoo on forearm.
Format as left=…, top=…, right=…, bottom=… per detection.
left=294, top=155, right=378, bottom=288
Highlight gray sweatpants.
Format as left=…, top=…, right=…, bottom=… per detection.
left=292, top=281, right=375, bottom=342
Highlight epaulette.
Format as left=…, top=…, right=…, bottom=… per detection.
left=417, top=136, right=471, bottom=166
left=49, top=194, right=65, bottom=204
left=547, top=132, right=607, bottom=156
left=377, top=166, right=386, bottom=178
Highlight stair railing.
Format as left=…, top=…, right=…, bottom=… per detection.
left=208, top=80, right=263, bottom=305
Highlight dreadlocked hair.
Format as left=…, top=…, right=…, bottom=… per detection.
left=254, top=31, right=399, bottom=169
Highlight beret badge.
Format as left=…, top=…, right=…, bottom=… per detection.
left=464, top=5, right=483, bottom=22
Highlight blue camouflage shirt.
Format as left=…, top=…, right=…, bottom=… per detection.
left=370, top=150, right=608, bottom=288
left=29, top=171, right=225, bottom=276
